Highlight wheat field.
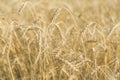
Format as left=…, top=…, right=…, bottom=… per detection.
left=0, top=0, right=120, bottom=80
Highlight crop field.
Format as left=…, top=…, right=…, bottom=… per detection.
left=0, top=0, right=120, bottom=80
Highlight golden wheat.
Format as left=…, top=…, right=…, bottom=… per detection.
left=0, top=0, right=120, bottom=80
